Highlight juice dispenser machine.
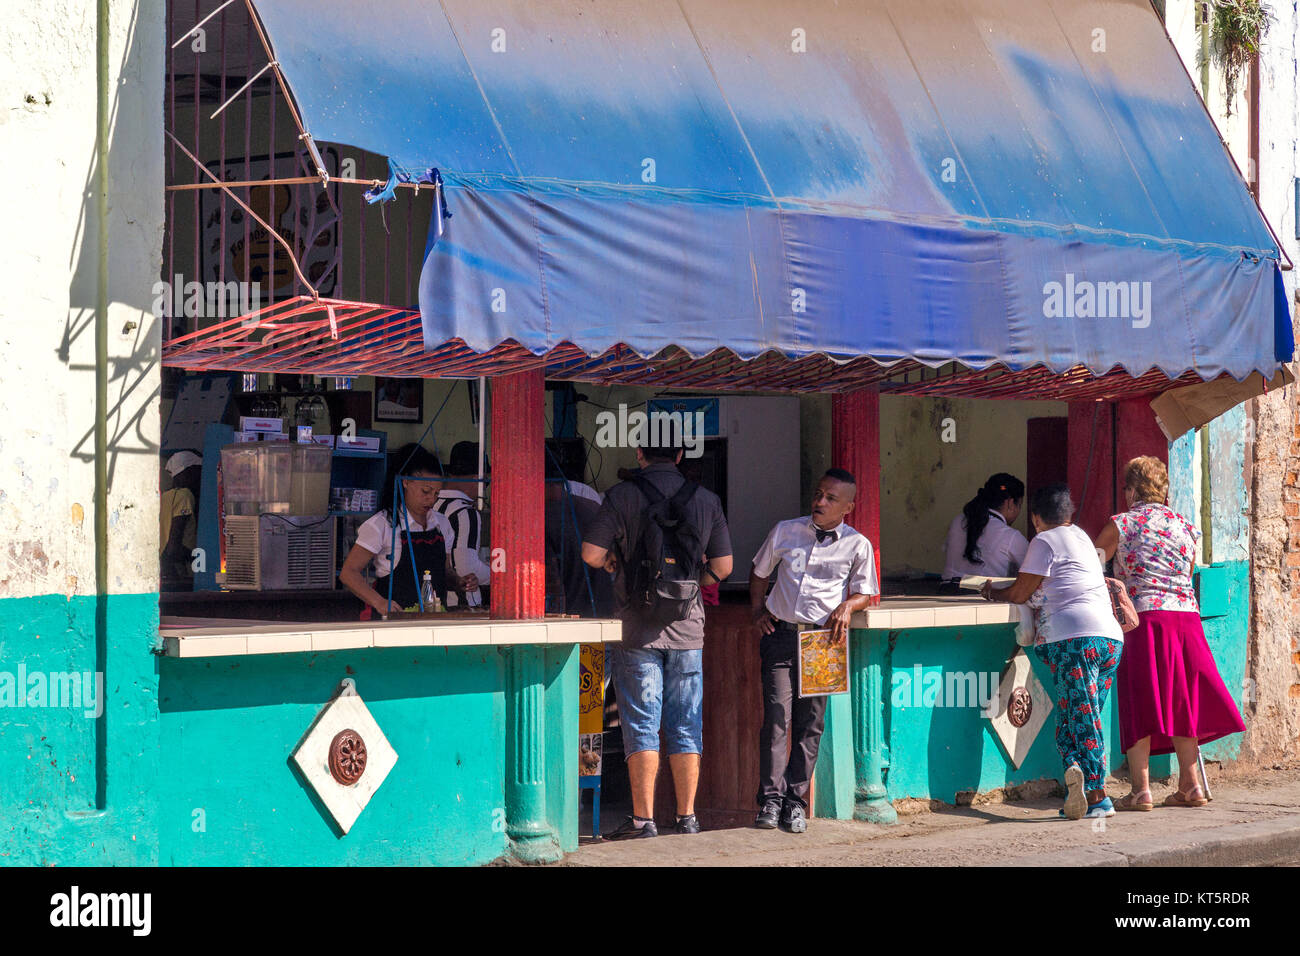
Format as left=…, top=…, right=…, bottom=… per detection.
left=218, top=442, right=336, bottom=590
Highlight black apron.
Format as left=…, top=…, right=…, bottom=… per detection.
left=369, top=525, right=449, bottom=615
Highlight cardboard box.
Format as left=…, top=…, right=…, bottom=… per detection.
left=337, top=435, right=381, bottom=454
left=239, top=416, right=284, bottom=433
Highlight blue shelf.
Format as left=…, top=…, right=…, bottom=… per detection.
left=333, top=447, right=386, bottom=460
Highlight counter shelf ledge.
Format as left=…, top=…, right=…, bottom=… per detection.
left=158, top=614, right=623, bottom=658
left=849, top=595, right=1019, bottom=630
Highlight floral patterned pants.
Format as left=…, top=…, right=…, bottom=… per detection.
left=1034, top=636, right=1123, bottom=790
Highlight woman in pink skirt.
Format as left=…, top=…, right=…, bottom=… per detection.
left=1095, top=456, right=1245, bottom=810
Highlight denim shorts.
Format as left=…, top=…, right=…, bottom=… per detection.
left=609, top=645, right=703, bottom=757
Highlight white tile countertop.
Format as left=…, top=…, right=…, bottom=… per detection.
left=159, top=596, right=1017, bottom=658
left=158, top=615, right=623, bottom=658
left=850, top=596, right=1020, bottom=631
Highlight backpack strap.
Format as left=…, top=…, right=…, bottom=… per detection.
left=668, top=479, right=699, bottom=511
left=629, top=473, right=666, bottom=506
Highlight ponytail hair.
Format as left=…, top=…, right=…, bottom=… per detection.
left=961, top=473, right=1026, bottom=564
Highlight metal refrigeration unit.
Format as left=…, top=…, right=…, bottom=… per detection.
left=218, top=440, right=336, bottom=590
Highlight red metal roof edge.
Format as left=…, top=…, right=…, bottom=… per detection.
left=161, top=297, right=1201, bottom=401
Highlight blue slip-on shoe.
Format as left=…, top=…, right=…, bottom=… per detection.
left=1085, top=797, right=1116, bottom=819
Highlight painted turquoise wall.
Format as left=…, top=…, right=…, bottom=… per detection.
left=877, top=602, right=1246, bottom=801
left=156, top=644, right=579, bottom=865
left=2, top=592, right=578, bottom=866
left=0, top=593, right=160, bottom=865
left=880, top=623, right=1125, bottom=801
left=1194, top=558, right=1248, bottom=763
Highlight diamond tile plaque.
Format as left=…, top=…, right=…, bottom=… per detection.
left=291, top=679, right=397, bottom=834
left=986, top=647, right=1053, bottom=769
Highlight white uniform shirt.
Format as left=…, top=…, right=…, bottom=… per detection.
left=434, top=490, right=492, bottom=606
left=752, top=517, right=879, bottom=626
left=941, top=510, right=1029, bottom=581
left=355, top=508, right=454, bottom=578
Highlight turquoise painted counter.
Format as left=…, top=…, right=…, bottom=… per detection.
left=157, top=644, right=578, bottom=865
left=2, top=591, right=580, bottom=865
left=882, top=623, right=1121, bottom=801
left=818, top=591, right=1248, bottom=809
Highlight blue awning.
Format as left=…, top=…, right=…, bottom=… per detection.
left=253, top=0, right=1292, bottom=381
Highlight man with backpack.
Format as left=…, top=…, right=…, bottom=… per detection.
left=581, top=438, right=733, bottom=838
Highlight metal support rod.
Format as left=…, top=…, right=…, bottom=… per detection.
left=477, top=377, right=487, bottom=512
left=165, top=130, right=319, bottom=297
left=94, top=0, right=111, bottom=813
left=171, top=0, right=236, bottom=47
left=210, top=59, right=275, bottom=119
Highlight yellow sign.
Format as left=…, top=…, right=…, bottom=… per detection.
left=578, top=643, right=604, bottom=735
left=798, top=628, right=850, bottom=697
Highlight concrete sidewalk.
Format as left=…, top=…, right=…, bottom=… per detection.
left=564, top=767, right=1300, bottom=866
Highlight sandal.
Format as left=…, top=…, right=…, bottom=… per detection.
left=1162, top=788, right=1209, bottom=808
left=1115, top=791, right=1154, bottom=812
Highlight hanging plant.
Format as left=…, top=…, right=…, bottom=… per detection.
left=1210, top=0, right=1272, bottom=114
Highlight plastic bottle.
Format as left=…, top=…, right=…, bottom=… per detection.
left=421, top=570, right=443, bottom=613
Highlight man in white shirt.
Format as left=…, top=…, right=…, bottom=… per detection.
left=749, top=467, right=879, bottom=833
left=436, top=441, right=492, bottom=608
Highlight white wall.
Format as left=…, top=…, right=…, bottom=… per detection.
left=0, top=0, right=165, bottom=598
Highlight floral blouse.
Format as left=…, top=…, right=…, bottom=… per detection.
left=1112, top=502, right=1200, bottom=613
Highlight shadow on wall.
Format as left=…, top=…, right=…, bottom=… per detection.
left=65, top=0, right=163, bottom=487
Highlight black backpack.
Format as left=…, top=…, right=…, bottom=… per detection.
left=624, top=474, right=705, bottom=627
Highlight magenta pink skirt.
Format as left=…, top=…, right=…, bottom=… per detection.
left=1117, top=609, right=1245, bottom=755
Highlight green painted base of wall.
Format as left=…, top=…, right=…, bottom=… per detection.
left=874, top=577, right=1248, bottom=801
left=883, top=624, right=1106, bottom=802
left=3, top=592, right=580, bottom=866
left=812, top=691, right=855, bottom=819
left=157, top=644, right=579, bottom=866
left=0, top=592, right=160, bottom=865
left=1158, top=558, right=1248, bottom=771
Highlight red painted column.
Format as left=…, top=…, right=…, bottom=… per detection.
left=1068, top=400, right=1169, bottom=538
left=831, top=388, right=882, bottom=603
left=490, top=369, right=545, bottom=619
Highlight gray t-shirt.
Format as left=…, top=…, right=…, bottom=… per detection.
left=582, top=463, right=732, bottom=650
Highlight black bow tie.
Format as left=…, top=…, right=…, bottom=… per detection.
left=814, top=527, right=838, bottom=544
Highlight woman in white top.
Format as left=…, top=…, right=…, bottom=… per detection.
left=984, top=483, right=1123, bottom=821
left=941, top=473, right=1028, bottom=585
left=339, top=444, right=480, bottom=619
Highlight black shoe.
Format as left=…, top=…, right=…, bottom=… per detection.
left=605, top=815, right=658, bottom=840
left=755, top=799, right=782, bottom=829
left=780, top=801, right=808, bottom=833
left=675, top=814, right=701, bottom=834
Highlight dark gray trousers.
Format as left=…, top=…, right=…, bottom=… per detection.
left=756, top=622, right=827, bottom=811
